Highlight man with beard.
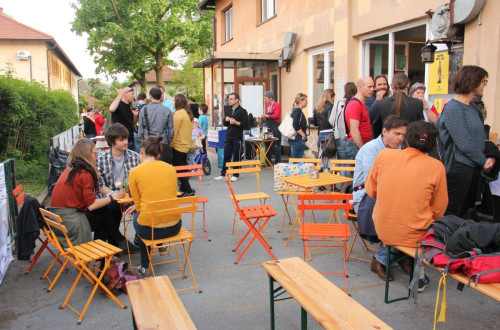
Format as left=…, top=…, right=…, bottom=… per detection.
left=365, top=75, right=390, bottom=137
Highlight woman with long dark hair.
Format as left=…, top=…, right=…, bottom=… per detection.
left=125, top=135, right=182, bottom=277
left=313, top=89, right=335, bottom=155
left=437, top=65, right=494, bottom=216
left=50, top=139, right=124, bottom=245
left=171, top=94, right=195, bottom=196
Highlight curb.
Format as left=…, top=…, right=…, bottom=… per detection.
left=36, top=186, right=48, bottom=204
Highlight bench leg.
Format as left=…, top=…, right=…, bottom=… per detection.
left=384, top=246, right=413, bottom=304
left=301, top=307, right=307, bottom=330
left=269, top=276, right=275, bottom=330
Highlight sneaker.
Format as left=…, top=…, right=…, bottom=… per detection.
left=180, top=190, right=195, bottom=198
left=214, top=175, right=224, bottom=181
left=118, top=239, right=140, bottom=254
left=231, top=176, right=239, bottom=182
left=418, top=274, right=430, bottom=293
left=135, top=266, right=148, bottom=279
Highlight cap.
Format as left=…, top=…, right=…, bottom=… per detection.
left=264, top=91, right=274, bottom=99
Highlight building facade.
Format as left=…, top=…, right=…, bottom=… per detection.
left=198, top=0, right=500, bottom=136
left=0, top=8, right=81, bottom=102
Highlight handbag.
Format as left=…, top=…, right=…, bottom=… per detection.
left=278, top=113, right=297, bottom=139
left=189, top=136, right=203, bottom=153
left=321, top=132, right=336, bottom=158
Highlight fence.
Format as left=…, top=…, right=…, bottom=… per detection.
left=50, top=124, right=82, bottom=152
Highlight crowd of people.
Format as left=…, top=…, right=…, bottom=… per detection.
left=65, top=64, right=498, bottom=280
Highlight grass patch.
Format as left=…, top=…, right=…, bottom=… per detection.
left=14, top=159, right=48, bottom=198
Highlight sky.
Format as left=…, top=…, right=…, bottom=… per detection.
left=0, top=0, right=123, bottom=82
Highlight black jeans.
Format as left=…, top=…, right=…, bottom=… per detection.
left=173, top=148, right=193, bottom=193
left=86, top=202, right=124, bottom=246
left=221, top=139, right=242, bottom=177
left=445, top=161, right=476, bottom=216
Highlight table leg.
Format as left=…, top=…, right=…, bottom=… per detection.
left=261, top=141, right=275, bottom=168
left=301, top=307, right=307, bottom=330
left=269, top=275, right=275, bottom=330
left=283, top=183, right=302, bottom=247
left=119, top=203, right=133, bottom=268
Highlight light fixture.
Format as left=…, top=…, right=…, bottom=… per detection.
left=421, top=42, right=437, bottom=64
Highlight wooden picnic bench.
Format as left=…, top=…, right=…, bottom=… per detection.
left=395, top=245, right=500, bottom=302
left=262, top=257, right=392, bottom=330
left=126, top=276, right=196, bottom=330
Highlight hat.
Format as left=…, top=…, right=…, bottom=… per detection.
left=264, top=91, right=274, bottom=99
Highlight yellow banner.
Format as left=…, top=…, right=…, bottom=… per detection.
left=429, top=52, right=449, bottom=95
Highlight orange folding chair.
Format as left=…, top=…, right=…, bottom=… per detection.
left=140, top=196, right=200, bottom=293
left=174, top=164, right=210, bottom=241
left=297, top=193, right=351, bottom=291
left=39, top=209, right=126, bottom=324
left=226, top=160, right=270, bottom=239
left=226, top=176, right=277, bottom=264
left=12, top=185, right=63, bottom=275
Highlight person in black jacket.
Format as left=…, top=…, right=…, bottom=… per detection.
left=312, top=89, right=334, bottom=156
left=214, top=92, right=248, bottom=181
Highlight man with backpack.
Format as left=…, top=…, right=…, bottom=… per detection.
left=336, top=77, right=374, bottom=161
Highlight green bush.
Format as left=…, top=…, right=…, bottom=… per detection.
left=0, top=76, right=79, bottom=162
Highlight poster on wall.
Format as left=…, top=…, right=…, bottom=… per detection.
left=448, top=48, right=464, bottom=94
left=0, top=163, right=13, bottom=285
left=429, top=52, right=449, bottom=95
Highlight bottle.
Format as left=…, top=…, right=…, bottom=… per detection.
left=123, top=178, right=129, bottom=195
left=437, top=61, right=442, bottom=84
left=114, top=177, right=122, bottom=191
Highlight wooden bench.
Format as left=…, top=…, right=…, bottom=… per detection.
left=395, top=245, right=500, bottom=302
left=262, top=257, right=392, bottom=330
left=126, top=276, right=196, bottom=330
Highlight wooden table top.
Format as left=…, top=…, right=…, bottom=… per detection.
left=262, top=257, right=392, bottom=330
left=280, top=172, right=353, bottom=189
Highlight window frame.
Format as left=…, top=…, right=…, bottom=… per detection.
left=308, top=45, right=334, bottom=114
left=223, top=6, right=233, bottom=43
left=260, top=0, right=277, bottom=23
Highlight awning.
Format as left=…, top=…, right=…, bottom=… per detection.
left=194, top=51, right=279, bottom=68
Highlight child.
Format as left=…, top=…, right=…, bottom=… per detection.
left=187, top=118, right=206, bottom=165
left=198, top=104, right=209, bottom=154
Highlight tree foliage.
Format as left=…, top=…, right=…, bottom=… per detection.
left=168, top=51, right=205, bottom=102
left=71, top=0, right=212, bottom=87
left=0, top=76, right=78, bottom=162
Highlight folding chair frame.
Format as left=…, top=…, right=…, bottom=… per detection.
left=297, top=194, right=352, bottom=291
left=174, top=164, right=210, bottom=241
left=226, top=176, right=277, bottom=264
left=39, top=209, right=126, bottom=324
left=12, top=185, right=64, bottom=275
left=140, top=196, right=201, bottom=293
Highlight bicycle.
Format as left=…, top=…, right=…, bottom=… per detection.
left=194, top=147, right=211, bottom=176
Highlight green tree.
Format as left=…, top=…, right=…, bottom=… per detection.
left=168, top=51, right=204, bottom=101
left=71, top=0, right=212, bottom=87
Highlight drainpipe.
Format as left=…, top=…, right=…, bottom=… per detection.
left=197, top=4, right=216, bottom=55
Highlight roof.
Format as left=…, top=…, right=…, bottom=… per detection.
left=145, top=66, right=175, bottom=83
left=197, top=0, right=215, bottom=11
left=0, top=8, right=82, bottom=77
left=194, top=51, right=279, bottom=67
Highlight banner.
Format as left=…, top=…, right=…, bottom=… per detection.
left=0, top=163, right=13, bottom=285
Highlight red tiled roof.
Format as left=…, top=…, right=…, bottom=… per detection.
left=145, top=66, right=175, bottom=83
left=0, top=8, right=53, bottom=40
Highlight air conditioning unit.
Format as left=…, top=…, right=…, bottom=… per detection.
left=17, top=50, right=31, bottom=59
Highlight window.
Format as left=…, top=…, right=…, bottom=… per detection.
left=308, top=46, right=334, bottom=112
left=224, top=6, right=233, bottom=42
left=261, top=0, right=276, bottom=22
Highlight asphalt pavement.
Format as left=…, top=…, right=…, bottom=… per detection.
left=0, top=152, right=498, bottom=329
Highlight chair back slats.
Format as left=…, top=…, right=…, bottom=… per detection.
left=330, top=166, right=355, bottom=174
left=147, top=197, right=198, bottom=240
left=227, top=167, right=261, bottom=175
left=174, top=165, right=205, bottom=201
left=289, top=158, right=322, bottom=170
left=227, top=160, right=260, bottom=167
left=39, top=208, right=72, bottom=258
left=13, top=185, right=26, bottom=207
left=226, top=177, right=244, bottom=216
left=297, top=193, right=353, bottom=201
left=330, top=159, right=356, bottom=165
left=297, top=193, right=353, bottom=220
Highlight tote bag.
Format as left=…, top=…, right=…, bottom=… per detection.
left=278, top=113, right=297, bottom=139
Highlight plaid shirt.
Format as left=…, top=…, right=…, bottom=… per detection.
left=96, top=148, right=140, bottom=198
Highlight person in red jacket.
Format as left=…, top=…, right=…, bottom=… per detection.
left=262, top=91, right=282, bottom=164
left=94, top=108, right=105, bottom=135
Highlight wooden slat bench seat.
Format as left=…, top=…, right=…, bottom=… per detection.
left=394, top=245, right=500, bottom=302
left=262, top=257, right=392, bottom=330
left=126, top=276, right=196, bottom=330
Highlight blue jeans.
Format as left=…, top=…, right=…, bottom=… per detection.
left=335, top=138, right=359, bottom=178
left=221, top=139, right=242, bottom=177
left=289, top=135, right=306, bottom=158
left=134, top=132, right=140, bottom=153
left=128, top=139, right=136, bottom=151
left=133, top=213, right=182, bottom=268
left=375, top=243, right=406, bottom=267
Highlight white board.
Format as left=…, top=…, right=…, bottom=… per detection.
left=241, top=85, right=264, bottom=118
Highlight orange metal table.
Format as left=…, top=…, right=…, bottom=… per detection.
left=246, top=137, right=279, bottom=168
left=280, top=173, right=353, bottom=246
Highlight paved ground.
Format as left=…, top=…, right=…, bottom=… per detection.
left=0, top=153, right=498, bottom=329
